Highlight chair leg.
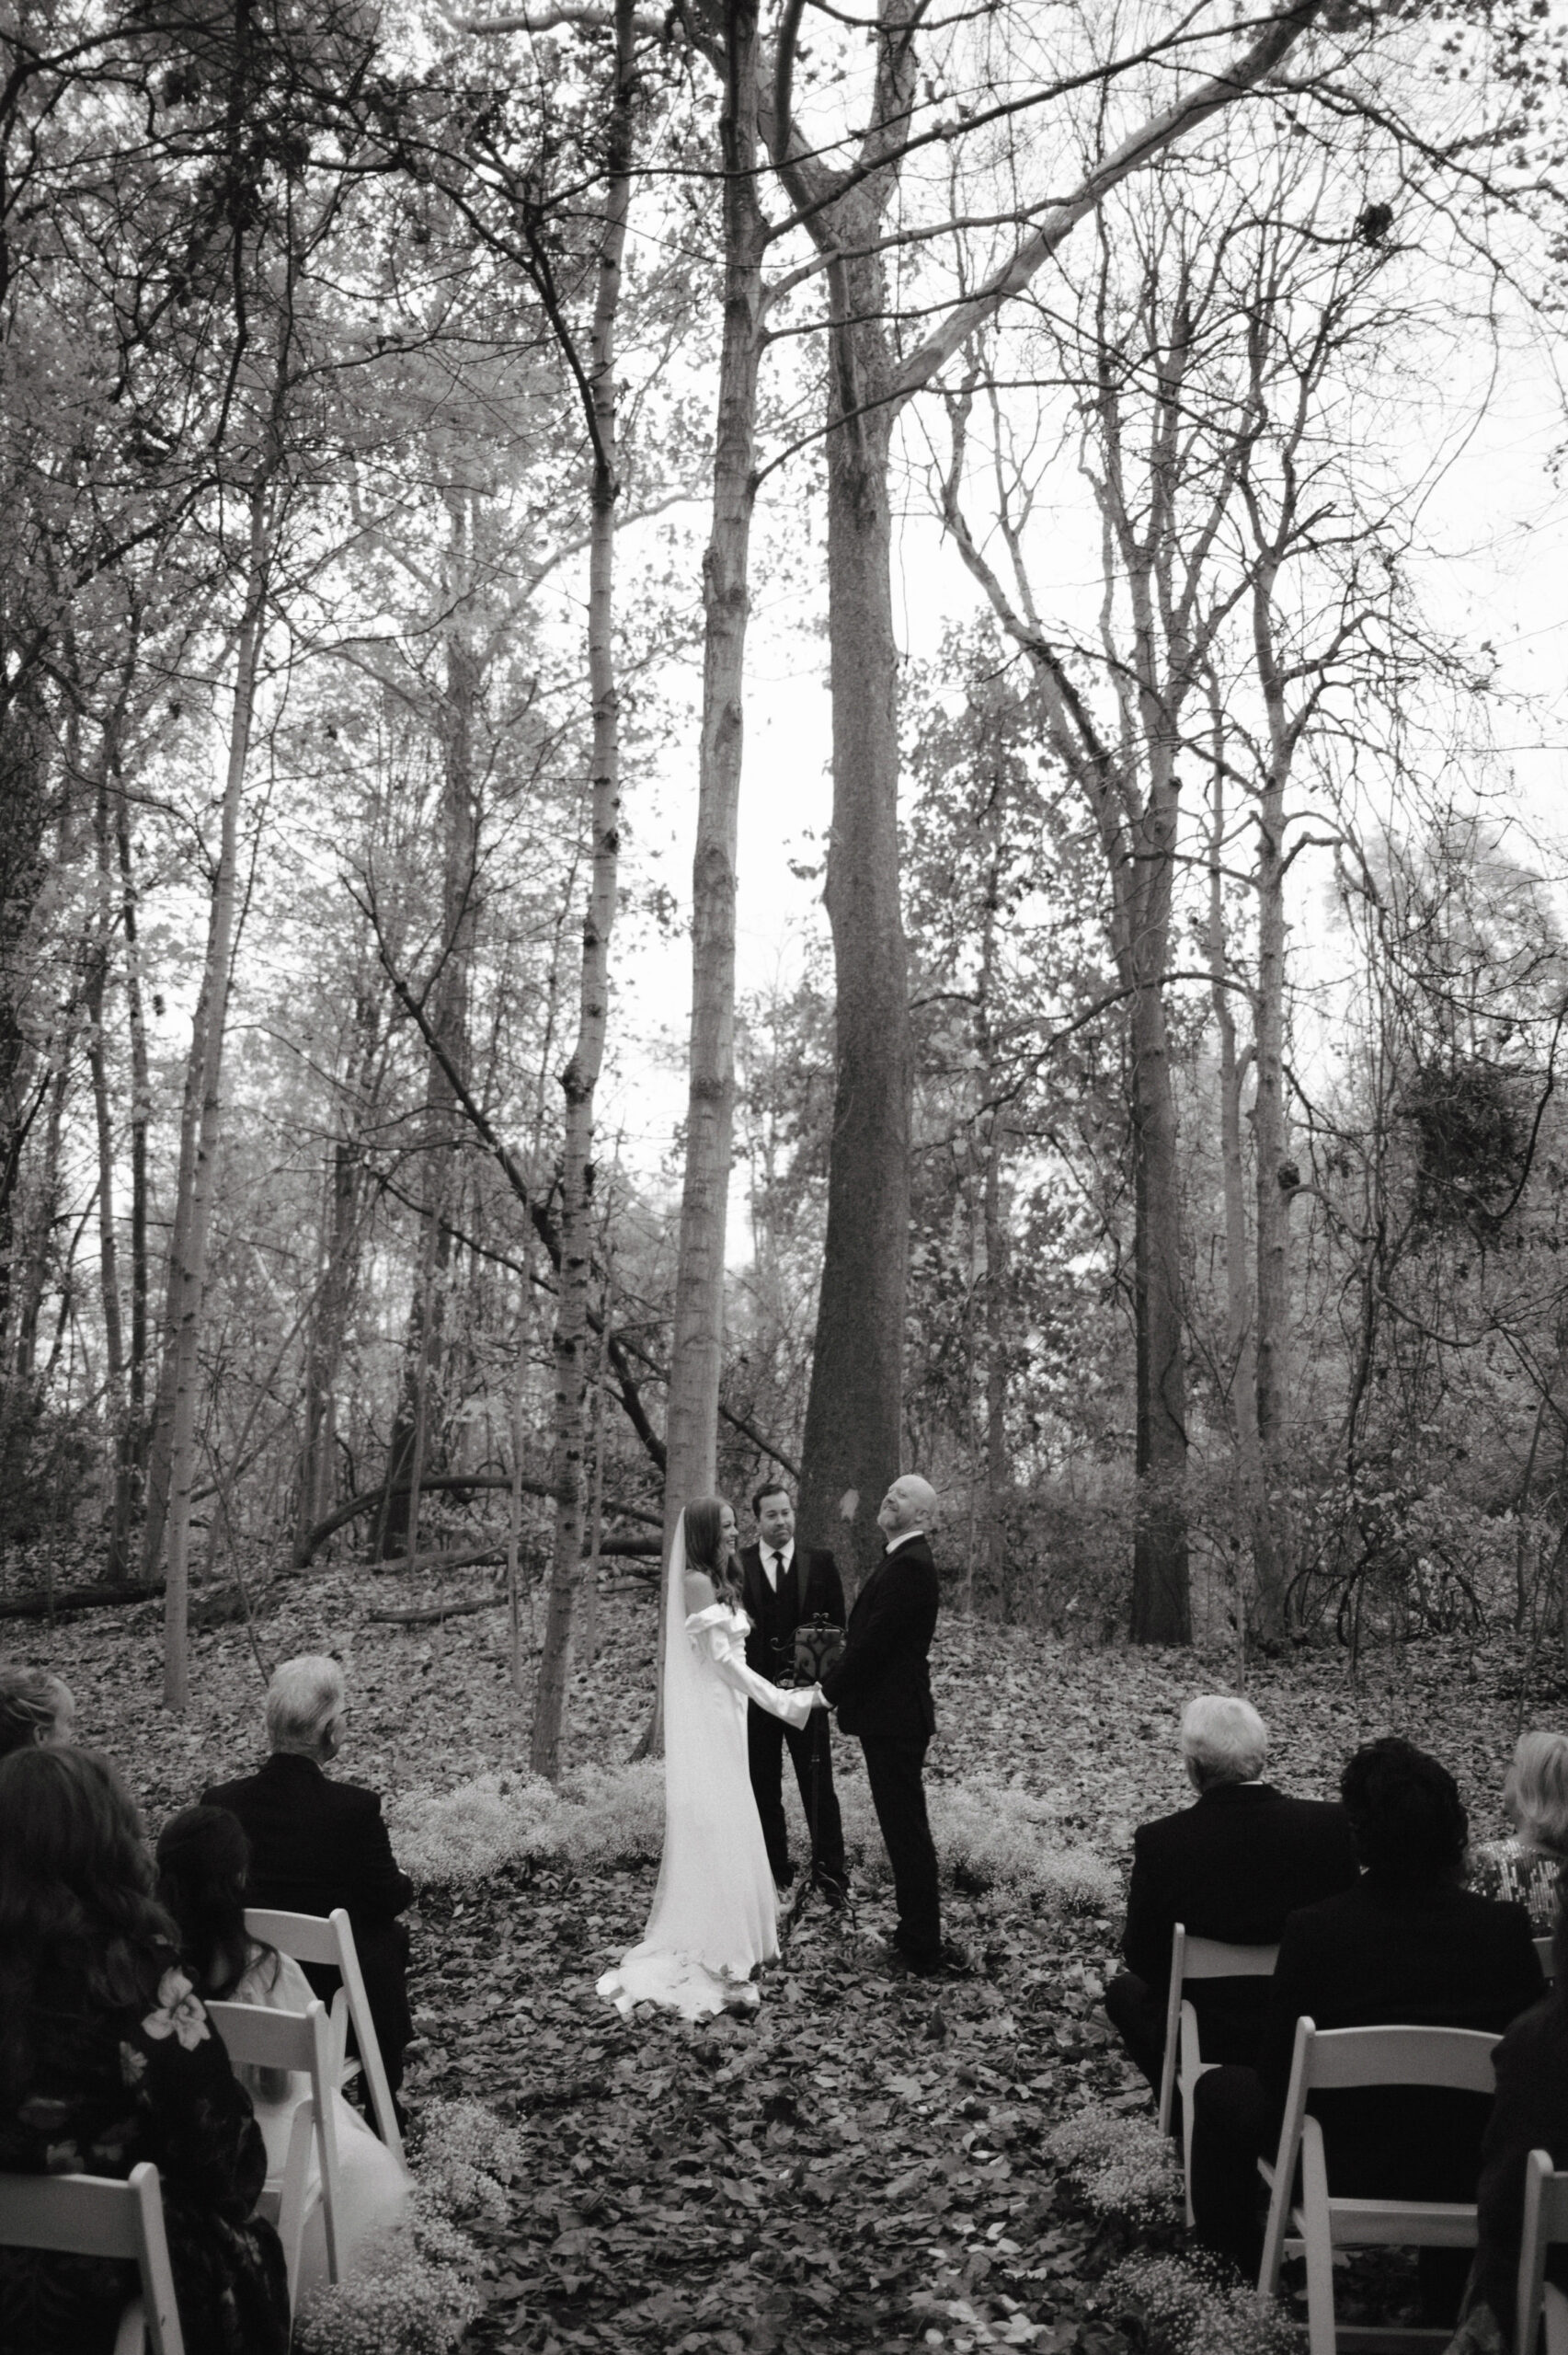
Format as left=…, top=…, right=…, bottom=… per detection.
left=1545, top=2280, right=1568, bottom=2355
left=113, top=2299, right=149, bottom=2355
left=1299, top=2120, right=1337, bottom=2355
left=1257, top=2159, right=1290, bottom=2307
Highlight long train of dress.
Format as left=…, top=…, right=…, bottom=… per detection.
left=599, top=1601, right=817, bottom=2021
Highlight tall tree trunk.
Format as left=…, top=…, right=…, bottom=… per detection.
left=381, top=507, right=483, bottom=1555
left=116, top=778, right=151, bottom=1554
left=1205, top=704, right=1265, bottom=1630
left=530, top=0, right=635, bottom=1780
left=86, top=766, right=129, bottom=1573
left=295, top=986, right=377, bottom=1561
left=783, top=0, right=1324, bottom=1591
left=1127, top=969, right=1191, bottom=1642
left=161, top=479, right=270, bottom=1710
left=141, top=971, right=206, bottom=1581
left=776, top=10, right=919, bottom=1582
left=661, top=0, right=766, bottom=1573
left=1250, top=571, right=1293, bottom=1642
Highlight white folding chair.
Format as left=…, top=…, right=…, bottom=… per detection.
left=246, top=1906, right=404, bottom=2164
left=0, top=2161, right=184, bottom=2355
left=1256, top=2016, right=1499, bottom=2355
left=1518, top=2148, right=1568, bottom=2355
left=208, top=1994, right=341, bottom=2303
left=1155, top=1923, right=1279, bottom=2225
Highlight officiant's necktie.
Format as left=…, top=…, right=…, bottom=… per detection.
left=766, top=1550, right=782, bottom=1592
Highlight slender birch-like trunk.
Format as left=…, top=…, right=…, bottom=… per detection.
left=116, top=783, right=150, bottom=1531
left=660, top=0, right=767, bottom=1591
left=162, top=478, right=271, bottom=1709
left=1205, top=705, right=1264, bottom=1624
left=1249, top=557, right=1294, bottom=1642
left=531, top=0, right=635, bottom=1778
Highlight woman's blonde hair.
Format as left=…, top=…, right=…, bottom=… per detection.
left=1504, top=1729, right=1568, bottom=1856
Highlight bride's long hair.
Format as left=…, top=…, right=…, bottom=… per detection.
left=684, top=1497, right=741, bottom=1604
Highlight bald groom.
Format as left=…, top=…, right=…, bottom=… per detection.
left=822, top=1475, right=954, bottom=1978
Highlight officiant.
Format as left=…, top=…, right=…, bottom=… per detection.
left=738, top=1481, right=849, bottom=1903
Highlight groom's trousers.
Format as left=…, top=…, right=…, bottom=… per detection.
left=860, top=1735, right=941, bottom=1966
left=748, top=1706, right=846, bottom=1890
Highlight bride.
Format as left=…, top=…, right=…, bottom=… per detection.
left=599, top=1496, right=826, bottom=2021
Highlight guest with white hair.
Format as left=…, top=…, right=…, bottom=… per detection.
left=201, top=1655, right=414, bottom=2130
left=1104, top=1694, right=1359, bottom=2095
left=0, top=1663, right=76, bottom=1755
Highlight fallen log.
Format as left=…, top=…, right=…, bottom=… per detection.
left=368, top=1594, right=510, bottom=1626
left=0, top=1579, right=164, bottom=1622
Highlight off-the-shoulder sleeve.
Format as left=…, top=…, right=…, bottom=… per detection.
left=685, top=1609, right=816, bottom=1727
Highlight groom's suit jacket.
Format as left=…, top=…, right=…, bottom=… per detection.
left=737, top=1542, right=845, bottom=1683
left=820, top=1534, right=939, bottom=1742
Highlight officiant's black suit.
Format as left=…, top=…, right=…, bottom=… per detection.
left=822, top=1534, right=942, bottom=1969
left=738, top=1540, right=847, bottom=1891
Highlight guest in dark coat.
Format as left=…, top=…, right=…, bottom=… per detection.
left=821, top=1474, right=947, bottom=1975
left=203, top=1654, right=414, bottom=2116
left=738, top=1480, right=848, bottom=1900
left=1106, top=1694, right=1359, bottom=2090
left=0, top=1747, right=288, bottom=2355
left=1191, top=1737, right=1544, bottom=2317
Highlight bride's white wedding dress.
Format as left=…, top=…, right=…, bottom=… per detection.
left=599, top=1513, right=818, bottom=2021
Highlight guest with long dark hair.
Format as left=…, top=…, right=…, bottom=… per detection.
left=156, top=1805, right=410, bottom=2292
left=0, top=1748, right=288, bottom=2355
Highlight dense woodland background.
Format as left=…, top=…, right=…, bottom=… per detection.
left=5, top=0, right=1568, bottom=1764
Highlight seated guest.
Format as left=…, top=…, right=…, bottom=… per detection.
left=0, top=1665, right=76, bottom=1754
left=156, top=1805, right=410, bottom=2291
left=1192, top=1737, right=1544, bottom=2311
left=202, top=1655, right=414, bottom=2124
left=1470, top=1729, right=1568, bottom=1929
left=1444, top=1878, right=1568, bottom=2355
left=1105, top=1694, right=1359, bottom=2090
left=0, top=1747, right=288, bottom=2355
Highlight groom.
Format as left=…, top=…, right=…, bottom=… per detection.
left=822, top=1474, right=953, bottom=1978
left=738, top=1481, right=848, bottom=1901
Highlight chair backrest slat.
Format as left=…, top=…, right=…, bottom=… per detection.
left=1182, top=1936, right=1279, bottom=1980
left=245, top=1905, right=341, bottom=1968
left=0, top=2163, right=185, bottom=2355
left=1303, top=2024, right=1500, bottom=2096
left=0, top=2172, right=143, bottom=2257
left=208, top=1998, right=320, bottom=2072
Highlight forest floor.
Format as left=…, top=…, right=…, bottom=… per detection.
left=15, top=1569, right=1558, bottom=2354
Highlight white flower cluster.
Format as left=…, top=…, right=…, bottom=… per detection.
left=416, top=2096, right=526, bottom=2228
left=293, top=2098, right=525, bottom=2355
left=1046, top=2106, right=1183, bottom=2225
left=827, top=1775, right=1116, bottom=1914
left=385, top=1773, right=561, bottom=1886
left=1101, top=2252, right=1305, bottom=2355
left=927, top=1778, right=1119, bottom=1913
left=386, top=1763, right=665, bottom=1887
left=293, top=2243, right=484, bottom=2355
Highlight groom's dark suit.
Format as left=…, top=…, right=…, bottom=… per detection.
left=738, top=1539, right=847, bottom=1891
left=822, top=1532, right=942, bottom=1969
